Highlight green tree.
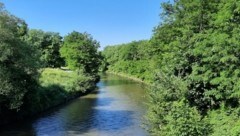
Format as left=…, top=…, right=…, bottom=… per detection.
left=187, top=0, right=240, bottom=111
left=24, top=29, right=64, bottom=68
left=145, top=0, right=240, bottom=135
left=0, top=4, right=39, bottom=110
left=101, top=0, right=240, bottom=135
left=102, top=40, right=155, bottom=82
left=60, top=31, right=102, bottom=75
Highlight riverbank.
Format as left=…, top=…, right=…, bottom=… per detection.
left=27, top=68, right=97, bottom=112
left=106, top=71, right=152, bottom=86
left=0, top=68, right=98, bottom=126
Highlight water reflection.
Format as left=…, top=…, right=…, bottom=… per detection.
left=0, top=74, right=148, bottom=136
left=99, top=73, right=139, bottom=87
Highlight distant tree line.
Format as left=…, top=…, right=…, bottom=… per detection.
left=103, top=0, right=240, bottom=135
left=103, top=40, right=155, bottom=82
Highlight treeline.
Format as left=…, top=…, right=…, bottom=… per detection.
left=103, top=40, right=155, bottom=82
left=103, top=0, right=240, bottom=135
left=0, top=3, right=102, bottom=124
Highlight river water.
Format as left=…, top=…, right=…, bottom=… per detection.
left=0, top=74, right=149, bottom=136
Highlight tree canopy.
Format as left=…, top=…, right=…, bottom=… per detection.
left=24, top=29, right=64, bottom=68
left=60, top=31, right=102, bottom=75
left=103, top=0, right=240, bottom=135
left=0, top=4, right=39, bottom=110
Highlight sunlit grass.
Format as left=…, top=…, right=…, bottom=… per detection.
left=39, top=68, right=76, bottom=90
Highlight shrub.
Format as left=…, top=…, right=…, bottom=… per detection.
left=145, top=72, right=211, bottom=135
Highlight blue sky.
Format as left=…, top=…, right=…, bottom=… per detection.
left=1, top=0, right=166, bottom=49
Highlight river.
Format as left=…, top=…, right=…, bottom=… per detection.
left=0, top=73, right=149, bottom=136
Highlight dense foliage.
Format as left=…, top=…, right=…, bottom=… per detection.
left=2, top=0, right=240, bottom=134
left=60, top=31, right=102, bottom=74
left=102, top=40, right=155, bottom=82
left=0, top=3, right=101, bottom=124
left=0, top=4, right=39, bottom=111
left=24, top=29, right=64, bottom=68
left=103, top=0, right=240, bottom=135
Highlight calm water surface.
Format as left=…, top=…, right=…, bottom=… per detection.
left=1, top=74, right=148, bottom=136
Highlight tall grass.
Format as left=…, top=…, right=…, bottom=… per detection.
left=39, top=68, right=76, bottom=90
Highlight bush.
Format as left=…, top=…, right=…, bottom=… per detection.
left=21, top=85, right=68, bottom=114
left=162, top=100, right=211, bottom=136
left=208, top=107, right=240, bottom=136
left=145, top=72, right=211, bottom=135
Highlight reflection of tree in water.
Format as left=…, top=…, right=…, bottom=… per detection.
left=99, top=73, right=139, bottom=88
left=63, top=96, right=135, bottom=135
left=31, top=93, right=135, bottom=135
left=69, top=110, right=135, bottom=135
left=0, top=119, right=36, bottom=136
left=31, top=95, right=99, bottom=135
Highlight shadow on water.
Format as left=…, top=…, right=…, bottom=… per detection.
left=0, top=122, right=36, bottom=136
left=0, top=94, right=135, bottom=136
left=64, top=104, right=134, bottom=134
left=31, top=96, right=135, bottom=136
left=67, top=110, right=134, bottom=135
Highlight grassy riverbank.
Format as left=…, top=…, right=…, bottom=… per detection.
left=0, top=68, right=97, bottom=126
left=25, top=68, right=97, bottom=114
left=39, top=68, right=76, bottom=89
left=40, top=68, right=96, bottom=92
